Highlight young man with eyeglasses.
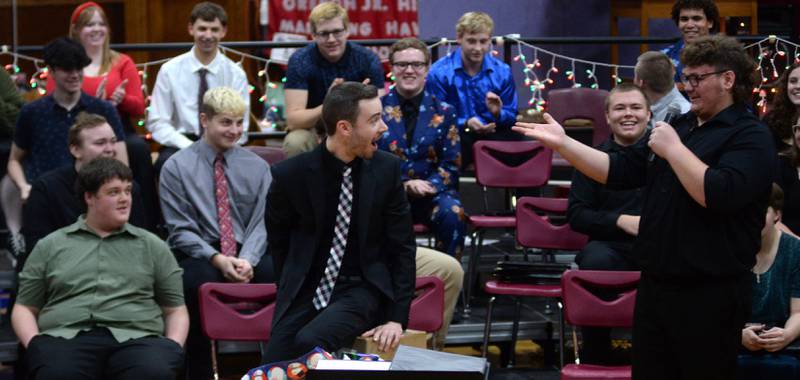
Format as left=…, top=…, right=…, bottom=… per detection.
left=377, top=38, right=466, bottom=349
left=515, top=35, right=775, bottom=379
left=282, top=2, right=385, bottom=158
left=427, top=11, right=520, bottom=169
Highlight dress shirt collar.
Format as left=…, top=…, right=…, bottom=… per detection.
left=195, top=139, right=236, bottom=167
left=695, top=103, right=749, bottom=129
left=44, top=92, right=93, bottom=112
left=321, top=139, right=361, bottom=173
left=64, top=215, right=140, bottom=238
left=187, top=46, right=225, bottom=75
left=452, top=47, right=494, bottom=75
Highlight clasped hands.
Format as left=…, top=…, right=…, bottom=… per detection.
left=211, top=254, right=254, bottom=283
left=742, top=324, right=794, bottom=352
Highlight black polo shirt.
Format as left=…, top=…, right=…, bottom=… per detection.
left=607, top=103, right=776, bottom=279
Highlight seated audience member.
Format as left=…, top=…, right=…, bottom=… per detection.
left=0, top=67, right=23, bottom=254
left=427, top=11, right=521, bottom=169
left=378, top=38, right=466, bottom=257
left=282, top=1, right=385, bottom=157
left=739, top=184, right=800, bottom=379
left=566, top=83, right=648, bottom=364
left=415, top=246, right=463, bottom=350
left=660, top=0, right=718, bottom=81
left=263, top=82, right=415, bottom=362
left=160, top=86, right=273, bottom=378
left=21, top=112, right=150, bottom=268
left=634, top=51, right=691, bottom=123
left=147, top=1, right=249, bottom=175
left=46, top=2, right=157, bottom=227
left=12, top=157, right=187, bottom=380
left=776, top=115, right=800, bottom=237
left=4, top=37, right=127, bottom=257
left=0, top=66, right=22, bottom=168
left=765, top=62, right=800, bottom=154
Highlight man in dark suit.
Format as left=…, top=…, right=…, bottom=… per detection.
left=262, top=82, right=416, bottom=362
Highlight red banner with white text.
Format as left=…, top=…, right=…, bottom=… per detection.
left=266, top=0, right=419, bottom=63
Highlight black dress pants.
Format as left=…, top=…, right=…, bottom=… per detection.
left=25, top=328, right=184, bottom=380
left=179, top=254, right=275, bottom=379
left=575, top=240, right=639, bottom=365
left=261, top=280, right=384, bottom=364
left=631, top=273, right=751, bottom=380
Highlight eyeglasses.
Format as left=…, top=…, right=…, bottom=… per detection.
left=392, top=61, right=428, bottom=71
left=792, top=124, right=800, bottom=134
left=679, top=70, right=729, bottom=87
left=314, top=28, right=346, bottom=40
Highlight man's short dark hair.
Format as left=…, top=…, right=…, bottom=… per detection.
left=190, top=1, right=227, bottom=26
left=76, top=157, right=133, bottom=204
left=769, top=183, right=784, bottom=212
left=681, top=35, right=756, bottom=105
left=321, top=82, right=379, bottom=136
left=605, top=82, right=651, bottom=111
left=636, top=51, right=676, bottom=94
left=43, top=37, right=90, bottom=70
left=671, top=0, right=719, bottom=33
left=389, top=38, right=430, bottom=65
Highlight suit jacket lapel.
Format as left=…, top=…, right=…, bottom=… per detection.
left=357, top=157, right=375, bottom=254
left=307, top=147, right=326, bottom=235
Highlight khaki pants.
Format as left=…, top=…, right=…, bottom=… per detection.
left=282, top=129, right=318, bottom=158
left=415, top=246, right=464, bottom=349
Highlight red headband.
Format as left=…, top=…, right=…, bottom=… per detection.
left=71, top=1, right=102, bottom=25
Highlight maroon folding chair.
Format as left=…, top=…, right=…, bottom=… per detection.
left=482, top=197, right=587, bottom=368
left=246, top=145, right=287, bottom=166
left=560, top=270, right=640, bottom=380
left=198, top=283, right=278, bottom=380
left=547, top=88, right=611, bottom=147
left=413, top=223, right=436, bottom=248
left=464, top=141, right=553, bottom=316
left=408, top=276, right=445, bottom=334
left=547, top=88, right=610, bottom=168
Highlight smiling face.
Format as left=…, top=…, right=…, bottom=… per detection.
left=51, top=66, right=83, bottom=95
left=85, top=177, right=132, bottom=230
left=202, top=112, right=244, bottom=152
left=457, top=31, right=491, bottom=68
left=188, top=18, right=226, bottom=56
left=678, top=8, right=713, bottom=43
left=314, top=17, right=349, bottom=63
left=787, top=67, right=800, bottom=108
left=70, top=123, right=117, bottom=165
left=606, top=90, right=650, bottom=146
left=682, top=64, right=735, bottom=122
left=345, top=97, right=387, bottom=160
left=391, top=48, right=428, bottom=98
left=77, top=10, right=108, bottom=50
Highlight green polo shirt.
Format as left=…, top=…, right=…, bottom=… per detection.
left=17, top=217, right=184, bottom=342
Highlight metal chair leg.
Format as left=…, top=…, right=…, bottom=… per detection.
left=211, top=339, right=220, bottom=380
left=508, top=298, right=521, bottom=367
left=558, top=300, right=565, bottom=368
left=463, top=229, right=483, bottom=317
left=481, top=296, right=496, bottom=358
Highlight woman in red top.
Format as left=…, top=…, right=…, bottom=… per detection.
left=45, top=1, right=158, bottom=231
left=46, top=1, right=145, bottom=123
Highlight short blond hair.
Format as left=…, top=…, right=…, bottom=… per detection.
left=456, top=11, right=494, bottom=37
left=200, top=87, right=246, bottom=119
left=309, top=2, right=349, bottom=34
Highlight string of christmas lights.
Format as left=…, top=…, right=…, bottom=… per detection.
left=745, top=36, right=800, bottom=114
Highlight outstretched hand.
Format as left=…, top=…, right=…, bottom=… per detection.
left=511, top=112, right=567, bottom=150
